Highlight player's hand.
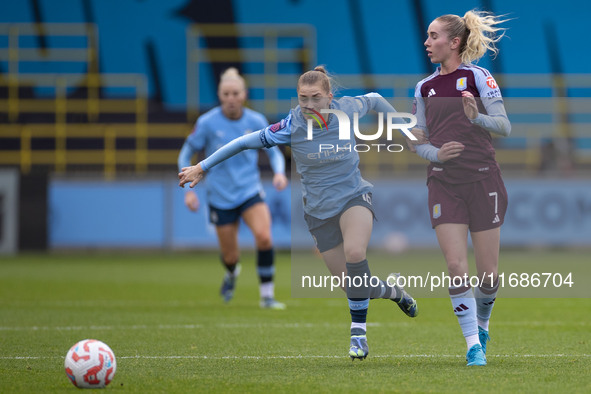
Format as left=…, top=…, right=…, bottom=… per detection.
left=437, top=141, right=465, bottom=162
left=406, top=139, right=417, bottom=153
left=184, top=190, right=200, bottom=212
left=178, top=163, right=205, bottom=188
left=407, top=127, right=429, bottom=145
left=461, top=91, right=478, bottom=120
left=272, top=173, right=288, bottom=191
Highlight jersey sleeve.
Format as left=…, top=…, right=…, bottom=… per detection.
left=471, top=71, right=511, bottom=136
left=412, top=84, right=429, bottom=134
left=263, top=146, right=286, bottom=175
left=411, top=82, right=439, bottom=161
left=362, top=92, right=394, bottom=114
left=475, top=72, right=503, bottom=102
left=185, top=117, right=208, bottom=150
left=178, top=141, right=196, bottom=171
left=350, top=95, right=372, bottom=118
left=200, top=131, right=265, bottom=171
left=178, top=118, right=207, bottom=171
left=358, top=93, right=416, bottom=139
left=415, top=143, right=442, bottom=163
left=470, top=100, right=511, bottom=136
left=341, top=93, right=396, bottom=118
left=249, top=112, right=286, bottom=173
left=260, top=113, right=293, bottom=147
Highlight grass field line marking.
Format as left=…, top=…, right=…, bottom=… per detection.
left=0, top=322, right=389, bottom=331
left=118, top=354, right=591, bottom=360
left=0, top=324, right=204, bottom=331
left=1, top=354, right=589, bottom=361
left=1, top=320, right=589, bottom=331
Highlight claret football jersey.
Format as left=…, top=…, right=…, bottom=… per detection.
left=413, top=64, right=504, bottom=184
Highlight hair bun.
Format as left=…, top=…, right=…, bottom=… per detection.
left=221, top=67, right=240, bottom=79
left=313, top=65, right=327, bottom=74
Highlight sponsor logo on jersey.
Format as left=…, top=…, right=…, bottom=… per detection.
left=486, top=90, right=502, bottom=98
left=456, top=77, right=467, bottom=91
left=428, top=88, right=437, bottom=97
left=486, top=76, right=498, bottom=89
left=433, top=203, right=441, bottom=219
left=269, top=119, right=287, bottom=133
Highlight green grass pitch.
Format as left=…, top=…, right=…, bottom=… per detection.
left=0, top=250, right=589, bottom=393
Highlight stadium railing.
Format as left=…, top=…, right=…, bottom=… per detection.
left=0, top=23, right=589, bottom=177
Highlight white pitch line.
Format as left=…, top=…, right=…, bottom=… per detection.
left=117, top=354, right=591, bottom=360
left=0, top=322, right=388, bottom=331
left=2, top=320, right=588, bottom=332
left=0, top=324, right=204, bottom=331
left=0, top=354, right=589, bottom=361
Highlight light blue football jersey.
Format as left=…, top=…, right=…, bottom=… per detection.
left=260, top=96, right=374, bottom=219
left=181, top=106, right=285, bottom=209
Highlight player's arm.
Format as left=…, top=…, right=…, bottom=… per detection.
left=414, top=140, right=465, bottom=163
left=178, top=142, right=201, bottom=211
left=177, top=142, right=196, bottom=172
left=464, top=73, right=511, bottom=136
left=406, top=91, right=465, bottom=162
left=263, top=146, right=288, bottom=191
left=406, top=91, right=441, bottom=161
left=468, top=97, right=511, bottom=137
left=179, top=115, right=292, bottom=188
left=356, top=93, right=424, bottom=142
left=178, top=122, right=206, bottom=210
left=257, top=114, right=288, bottom=191
left=411, top=129, right=464, bottom=164
left=179, top=131, right=266, bottom=188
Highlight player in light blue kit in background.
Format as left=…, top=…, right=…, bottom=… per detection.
left=178, top=68, right=288, bottom=310
left=179, top=66, right=426, bottom=360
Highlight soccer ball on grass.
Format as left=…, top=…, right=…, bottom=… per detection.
left=64, top=339, right=116, bottom=388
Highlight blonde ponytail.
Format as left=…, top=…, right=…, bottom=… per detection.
left=437, top=10, right=508, bottom=64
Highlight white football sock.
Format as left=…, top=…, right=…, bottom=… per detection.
left=475, top=280, right=499, bottom=332
left=449, top=285, right=479, bottom=350
left=259, top=282, right=274, bottom=299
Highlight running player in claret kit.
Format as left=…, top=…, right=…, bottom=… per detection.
left=409, top=10, right=511, bottom=366
left=178, top=68, right=288, bottom=309
left=179, top=66, right=425, bottom=360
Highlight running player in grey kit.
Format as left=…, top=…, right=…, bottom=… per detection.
left=180, top=66, right=424, bottom=360
left=409, top=10, right=511, bottom=366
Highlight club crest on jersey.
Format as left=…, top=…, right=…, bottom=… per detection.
left=269, top=119, right=287, bottom=133
left=486, top=76, right=498, bottom=89
left=433, top=203, right=441, bottom=219
left=456, top=77, right=467, bottom=91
